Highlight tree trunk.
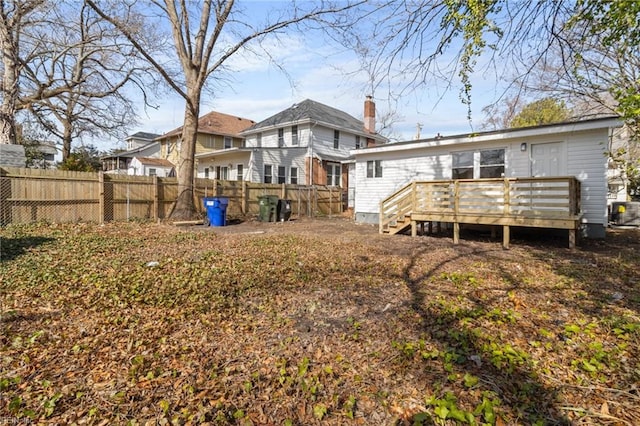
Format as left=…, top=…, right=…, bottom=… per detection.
left=62, top=121, right=73, bottom=161
left=0, top=21, right=19, bottom=145
left=169, top=100, right=200, bottom=220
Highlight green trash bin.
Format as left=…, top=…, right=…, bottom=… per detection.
left=258, top=195, right=279, bottom=222
left=258, top=196, right=270, bottom=222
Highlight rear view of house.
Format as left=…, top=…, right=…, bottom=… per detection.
left=353, top=117, right=623, bottom=241
left=196, top=98, right=387, bottom=214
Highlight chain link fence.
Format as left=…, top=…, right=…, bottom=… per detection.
left=0, top=170, right=100, bottom=226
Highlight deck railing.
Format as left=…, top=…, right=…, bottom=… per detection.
left=380, top=177, right=582, bottom=247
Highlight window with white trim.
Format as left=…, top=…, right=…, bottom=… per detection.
left=236, top=164, right=243, bottom=181
left=291, top=125, right=298, bottom=145
left=452, top=151, right=474, bottom=179
left=216, top=166, right=228, bottom=180
left=355, top=135, right=361, bottom=149
left=480, top=149, right=505, bottom=178
left=290, top=167, right=298, bottom=184
left=224, top=136, right=232, bottom=149
left=366, top=160, right=382, bottom=178
left=333, top=130, right=340, bottom=149
left=264, top=165, right=272, bottom=183
left=204, top=167, right=210, bottom=179
left=277, top=166, right=286, bottom=184
left=452, top=149, right=505, bottom=179
left=326, top=162, right=341, bottom=186
left=278, top=128, right=284, bottom=147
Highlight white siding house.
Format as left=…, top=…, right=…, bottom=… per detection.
left=353, top=117, right=623, bottom=238
left=207, top=98, right=388, bottom=190
left=102, top=132, right=162, bottom=175
left=128, top=157, right=175, bottom=177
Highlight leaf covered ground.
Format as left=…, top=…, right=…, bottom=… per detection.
left=1, top=218, right=639, bottom=425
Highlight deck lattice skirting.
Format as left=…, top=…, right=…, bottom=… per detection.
left=379, top=177, right=582, bottom=248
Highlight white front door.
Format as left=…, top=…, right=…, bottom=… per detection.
left=531, top=142, right=565, bottom=177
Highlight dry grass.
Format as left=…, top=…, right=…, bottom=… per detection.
left=1, top=219, right=639, bottom=425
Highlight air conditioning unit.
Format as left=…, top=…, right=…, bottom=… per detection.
left=610, top=202, right=640, bottom=226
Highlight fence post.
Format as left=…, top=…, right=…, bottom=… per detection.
left=281, top=183, right=286, bottom=199
left=153, top=175, right=160, bottom=220
left=242, top=180, right=247, bottom=214
left=99, top=172, right=105, bottom=224
left=329, top=186, right=333, bottom=217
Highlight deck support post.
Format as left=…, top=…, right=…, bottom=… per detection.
left=453, top=222, right=460, bottom=244
left=428, top=221, right=433, bottom=234
left=568, top=229, right=576, bottom=249
left=503, top=225, right=510, bottom=249
left=411, top=220, right=417, bottom=237
left=491, top=226, right=497, bottom=239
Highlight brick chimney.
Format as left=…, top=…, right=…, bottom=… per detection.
left=364, top=95, right=376, bottom=147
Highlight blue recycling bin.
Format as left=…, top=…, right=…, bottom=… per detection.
left=203, top=197, right=229, bottom=226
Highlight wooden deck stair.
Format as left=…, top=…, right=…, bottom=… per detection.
left=379, top=177, right=582, bottom=248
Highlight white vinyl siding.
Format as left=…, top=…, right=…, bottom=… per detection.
left=244, top=125, right=312, bottom=148
left=565, top=130, right=608, bottom=228
left=354, top=126, right=612, bottom=236
left=249, top=148, right=307, bottom=185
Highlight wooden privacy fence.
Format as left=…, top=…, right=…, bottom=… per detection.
left=0, top=167, right=345, bottom=226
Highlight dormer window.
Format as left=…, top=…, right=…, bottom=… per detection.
left=224, top=136, right=232, bottom=149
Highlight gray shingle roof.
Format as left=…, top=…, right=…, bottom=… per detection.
left=242, top=99, right=366, bottom=134
left=128, top=132, right=161, bottom=141
left=0, top=144, right=26, bottom=167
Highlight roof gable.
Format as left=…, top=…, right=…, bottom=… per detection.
left=242, top=99, right=367, bottom=135
left=160, top=111, right=255, bottom=139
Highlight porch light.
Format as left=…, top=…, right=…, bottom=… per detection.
left=520, top=143, right=527, bottom=152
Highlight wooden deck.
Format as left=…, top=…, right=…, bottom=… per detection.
left=379, top=177, right=582, bottom=248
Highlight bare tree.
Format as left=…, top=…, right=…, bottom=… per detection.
left=23, top=1, right=159, bottom=160
left=88, top=0, right=363, bottom=220
left=480, top=95, right=524, bottom=131
left=0, top=0, right=46, bottom=144
left=1, top=0, right=156, bottom=159
left=337, top=1, right=578, bottom=126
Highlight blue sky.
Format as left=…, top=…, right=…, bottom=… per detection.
left=126, top=1, right=508, bottom=149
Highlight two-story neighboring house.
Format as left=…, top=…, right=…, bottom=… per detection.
left=195, top=97, right=387, bottom=190
left=102, top=132, right=162, bottom=174
left=158, top=110, right=255, bottom=179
